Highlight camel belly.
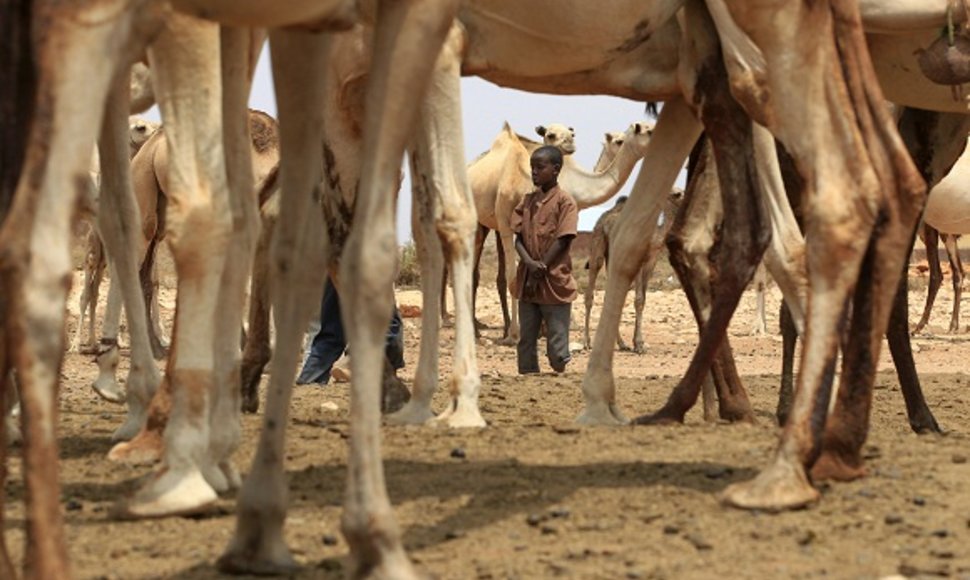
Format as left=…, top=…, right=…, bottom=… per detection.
left=458, top=0, right=683, bottom=78
left=170, top=0, right=357, bottom=29
left=925, top=151, right=970, bottom=234
left=869, top=31, right=970, bottom=114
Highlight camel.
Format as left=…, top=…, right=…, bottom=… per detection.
left=441, top=121, right=576, bottom=332
left=582, top=188, right=685, bottom=354
left=89, top=109, right=280, bottom=407
left=913, top=141, right=970, bottom=333
left=3, top=2, right=464, bottom=578
left=468, top=120, right=654, bottom=345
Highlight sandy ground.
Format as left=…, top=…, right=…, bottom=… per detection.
left=4, top=260, right=970, bottom=579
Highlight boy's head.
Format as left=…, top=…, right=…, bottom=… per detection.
left=530, top=145, right=563, bottom=190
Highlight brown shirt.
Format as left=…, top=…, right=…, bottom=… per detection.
left=510, top=185, right=579, bottom=304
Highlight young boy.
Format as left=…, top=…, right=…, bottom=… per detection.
left=510, top=145, right=579, bottom=374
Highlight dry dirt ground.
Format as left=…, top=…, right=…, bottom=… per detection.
left=5, top=252, right=970, bottom=579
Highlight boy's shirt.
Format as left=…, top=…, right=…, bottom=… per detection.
left=510, top=184, right=579, bottom=304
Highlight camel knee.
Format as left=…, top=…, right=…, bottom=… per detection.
left=436, top=207, right=477, bottom=261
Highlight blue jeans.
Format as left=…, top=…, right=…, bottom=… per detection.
left=296, top=280, right=404, bottom=385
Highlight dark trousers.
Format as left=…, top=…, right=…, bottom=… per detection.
left=297, top=280, right=404, bottom=385
left=517, top=301, right=571, bottom=374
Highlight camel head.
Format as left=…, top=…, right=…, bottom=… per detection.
left=535, top=124, right=576, bottom=155
left=602, top=131, right=626, bottom=159
left=622, top=122, right=654, bottom=156
left=129, top=117, right=160, bottom=157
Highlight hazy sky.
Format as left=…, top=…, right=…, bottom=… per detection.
left=146, top=49, right=687, bottom=244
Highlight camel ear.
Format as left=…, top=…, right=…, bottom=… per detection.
left=569, top=127, right=575, bottom=133
left=535, top=125, right=547, bottom=137
left=635, top=124, right=643, bottom=134
left=604, top=133, right=613, bottom=143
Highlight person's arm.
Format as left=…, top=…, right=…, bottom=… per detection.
left=516, top=234, right=545, bottom=273
left=540, top=235, right=573, bottom=269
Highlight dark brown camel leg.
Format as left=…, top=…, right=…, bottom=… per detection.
left=886, top=273, right=941, bottom=434
left=0, top=0, right=32, bottom=573
left=634, top=51, right=766, bottom=425
left=943, top=233, right=963, bottom=332
left=912, top=223, right=941, bottom=335
left=776, top=302, right=798, bottom=426
left=240, top=204, right=276, bottom=414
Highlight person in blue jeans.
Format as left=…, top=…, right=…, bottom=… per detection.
left=296, top=276, right=405, bottom=385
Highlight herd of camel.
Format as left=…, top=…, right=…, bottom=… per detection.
left=2, top=0, right=970, bottom=578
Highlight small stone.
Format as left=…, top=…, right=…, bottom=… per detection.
left=450, top=447, right=466, bottom=459
left=931, top=529, right=950, bottom=538
left=527, top=513, right=546, bottom=527
left=321, top=401, right=339, bottom=411
left=952, top=454, right=967, bottom=464
left=626, top=572, right=643, bottom=579
left=704, top=467, right=731, bottom=479
left=549, top=507, right=570, bottom=519
left=931, top=550, right=955, bottom=559
left=322, top=534, right=339, bottom=546
left=662, top=524, right=680, bottom=535
left=856, top=487, right=876, bottom=499
left=65, top=499, right=83, bottom=512
left=686, top=533, right=712, bottom=550
left=885, top=514, right=904, bottom=525
left=540, top=525, right=557, bottom=535
left=444, top=530, right=464, bottom=540
left=796, top=530, right=816, bottom=546
left=913, top=496, right=927, bottom=506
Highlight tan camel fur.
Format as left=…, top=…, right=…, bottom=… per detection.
left=583, top=189, right=685, bottom=354
left=73, top=116, right=160, bottom=357
left=3, top=2, right=461, bottom=579
left=90, top=109, right=279, bottom=415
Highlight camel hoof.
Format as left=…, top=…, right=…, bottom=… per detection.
left=632, top=343, right=647, bottom=355
left=495, top=336, right=518, bottom=347
left=381, top=375, right=411, bottom=415
left=386, top=402, right=436, bottom=426
left=433, top=400, right=486, bottom=428
left=107, top=432, right=163, bottom=465
left=810, top=451, right=867, bottom=482
left=721, top=459, right=820, bottom=512
left=217, top=551, right=299, bottom=577
left=92, top=378, right=125, bottom=405
left=631, top=410, right=684, bottom=426
left=576, top=403, right=628, bottom=426
left=111, top=467, right=217, bottom=520
left=111, top=415, right=145, bottom=443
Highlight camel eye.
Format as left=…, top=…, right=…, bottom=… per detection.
left=615, top=139, right=624, bottom=146
left=548, top=133, right=557, bottom=140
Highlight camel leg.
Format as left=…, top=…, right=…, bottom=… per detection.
left=113, top=14, right=228, bottom=519
left=720, top=0, right=925, bottom=511
left=496, top=223, right=520, bottom=345
left=0, top=3, right=30, bottom=573
left=73, top=230, right=103, bottom=353
left=98, top=72, right=163, bottom=443
left=943, top=233, right=963, bottom=332
left=812, top=175, right=924, bottom=482
left=418, top=26, right=483, bottom=428
left=206, top=25, right=260, bottom=495
left=913, top=224, right=941, bottom=334
left=338, top=2, right=458, bottom=574
left=471, top=223, right=489, bottom=335
left=751, top=263, right=768, bottom=335
left=583, top=254, right=602, bottom=351
left=92, top=265, right=125, bottom=404
left=387, top=155, right=444, bottom=426
left=776, top=302, right=797, bottom=426
left=495, top=232, right=511, bottom=337
left=0, top=0, right=146, bottom=570
left=578, top=98, right=702, bottom=426
left=139, top=226, right=169, bottom=359
left=634, top=89, right=767, bottom=426
left=634, top=239, right=664, bottom=354
left=240, top=201, right=276, bottom=414
left=219, top=28, right=329, bottom=575
left=440, top=259, right=451, bottom=327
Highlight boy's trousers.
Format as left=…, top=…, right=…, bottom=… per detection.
left=517, top=300, right=571, bottom=374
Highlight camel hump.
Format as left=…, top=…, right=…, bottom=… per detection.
left=248, top=109, right=280, bottom=154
